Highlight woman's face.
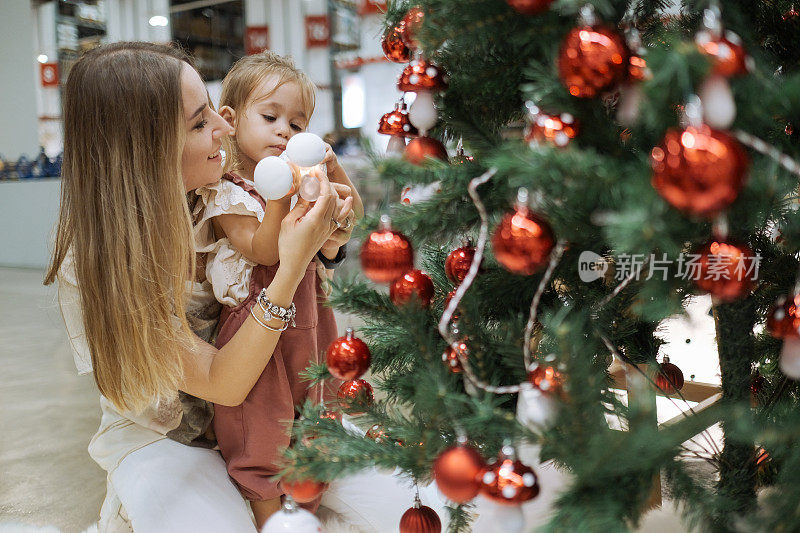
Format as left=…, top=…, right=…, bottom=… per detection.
left=180, top=65, right=233, bottom=191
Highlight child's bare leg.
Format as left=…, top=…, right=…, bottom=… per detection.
left=252, top=497, right=282, bottom=529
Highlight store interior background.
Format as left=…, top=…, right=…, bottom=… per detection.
left=0, top=0, right=399, bottom=269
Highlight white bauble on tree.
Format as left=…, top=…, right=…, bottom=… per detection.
left=253, top=156, right=294, bottom=200
left=472, top=497, right=525, bottom=533
left=617, top=84, right=643, bottom=127
left=285, top=132, right=327, bottom=167
left=260, top=501, right=323, bottom=533
left=780, top=337, right=800, bottom=379
left=699, top=75, right=737, bottom=129
left=516, top=383, right=558, bottom=430
left=408, top=90, right=438, bottom=135
left=387, top=135, right=407, bottom=157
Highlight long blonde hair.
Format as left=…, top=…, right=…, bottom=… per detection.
left=44, top=42, right=196, bottom=413
left=220, top=50, right=316, bottom=173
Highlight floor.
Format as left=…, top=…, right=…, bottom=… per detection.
left=0, top=267, right=105, bottom=532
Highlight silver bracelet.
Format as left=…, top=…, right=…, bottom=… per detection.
left=249, top=304, right=289, bottom=332
left=256, top=288, right=296, bottom=327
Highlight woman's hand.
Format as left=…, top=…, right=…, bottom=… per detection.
left=320, top=183, right=356, bottom=259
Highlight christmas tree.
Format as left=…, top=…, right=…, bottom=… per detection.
left=280, top=1, right=800, bottom=531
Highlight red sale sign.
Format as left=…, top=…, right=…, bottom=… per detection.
left=358, top=0, right=387, bottom=15
left=40, top=63, right=59, bottom=87
left=245, top=26, right=270, bottom=55
left=305, top=15, right=330, bottom=48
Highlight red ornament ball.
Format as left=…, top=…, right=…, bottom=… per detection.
left=767, top=293, right=800, bottom=338
left=399, top=7, right=425, bottom=50
left=628, top=55, right=649, bottom=82
left=378, top=101, right=418, bottom=137
left=692, top=238, right=756, bottom=302
left=527, top=363, right=564, bottom=396
left=650, top=125, right=748, bottom=218
left=326, top=329, right=371, bottom=380
left=405, top=136, right=449, bottom=166
left=337, top=379, right=375, bottom=414
left=655, top=357, right=684, bottom=395
left=432, top=444, right=486, bottom=503
left=525, top=111, right=579, bottom=147
left=506, top=0, right=553, bottom=15
left=445, top=245, right=477, bottom=285
left=399, top=499, right=441, bottom=533
left=382, top=26, right=411, bottom=63
left=390, top=269, right=435, bottom=307
left=480, top=452, right=540, bottom=504
left=366, top=424, right=388, bottom=442
left=360, top=225, right=414, bottom=284
left=442, top=341, right=467, bottom=373
left=319, top=409, right=342, bottom=423
left=557, top=25, right=630, bottom=98
left=398, top=59, right=448, bottom=92
left=696, top=30, right=749, bottom=77
left=280, top=477, right=328, bottom=503
left=492, top=206, right=555, bottom=275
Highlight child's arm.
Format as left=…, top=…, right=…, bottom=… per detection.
left=322, top=144, right=364, bottom=220
left=211, top=197, right=292, bottom=266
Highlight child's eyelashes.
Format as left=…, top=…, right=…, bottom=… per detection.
left=262, top=114, right=276, bottom=122
left=291, top=124, right=303, bottom=132
left=193, top=119, right=208, bottom=131
left=261, top=114, right=304, bottom=132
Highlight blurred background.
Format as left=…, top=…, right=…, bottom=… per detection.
left=0, top=0, right=397, bottom=269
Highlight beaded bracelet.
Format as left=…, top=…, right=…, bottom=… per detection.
left=256, top=288, right=296, bottom=327
left=249, top=304, right=289, bottom=332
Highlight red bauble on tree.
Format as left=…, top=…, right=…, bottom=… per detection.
left=280, top=477, right=328, bottom=503
left=326, top=328, right=371, bottom=380
left=557, top=24, right=630, bottom=98
left=650, top=125, right=748, bottom=218
left=338, top=379, right=375, bottom=414
left=360, top=216, right=414, bottom=284
left=398, top=59, right=448, bottom=93
left=445, top=245, right=478, bottom=285
left=399, top=7, right=425, bottom=50
left=399, top=496, right=441, bottom=533
left=692, top=238, right=756, bottom=302
left=382, top=26, right=412, bottom=63
left=405, top=136, right=449, bottom=165
left=655, top=356, right=684, bottom=395
left=525, top=107, right=579, bottom=148
left=492, top=191, right=555, bottom=275
left=506, top=0, right=554, bottom=15
left=696, top=30, right=749, bottom=77
left=480, top=446, right=540, bottom=504
left=366, top=424, right=388, bottom=442
left=442, top=340, right=467, bottom=373
left=432, top=444, right=486, bottom=503
left=528, top=363, right=564, bottom=396
left=379, top=101, right=418, bottom=137
left=390, top=269, right=435, bottom=307
left=767, top=293, right=800, bottom=338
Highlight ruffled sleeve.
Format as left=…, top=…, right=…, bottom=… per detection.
left=193, top=178, right=264, bottom=307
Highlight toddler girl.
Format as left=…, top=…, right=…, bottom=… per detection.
left=193, top=50, right=363, bottom=527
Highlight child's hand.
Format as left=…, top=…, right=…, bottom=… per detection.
left=321, top=143, right=342, bottom=178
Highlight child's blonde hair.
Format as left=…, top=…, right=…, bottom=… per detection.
left=220, top=50, right=316, bottom=173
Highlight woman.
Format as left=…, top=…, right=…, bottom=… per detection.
left=43, top=42, right=354, bottom=532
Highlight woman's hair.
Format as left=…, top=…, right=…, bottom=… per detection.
left=44, top=42, right=197, bottom=413
left=220, top=50, right=316, bottom=173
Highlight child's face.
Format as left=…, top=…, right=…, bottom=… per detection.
left=237, top=76, right=308, bottom=166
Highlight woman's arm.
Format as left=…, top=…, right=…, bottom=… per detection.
left=179, top=177, right=339, bottom=406
left=211, top=196, right=292, bottom=267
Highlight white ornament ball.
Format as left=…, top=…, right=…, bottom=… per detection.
left=285, top=132, right=327, bottom=167
left=386, top=134, right=407, bottom=157
left=260, top=507, right=323, bottom=533
left=516, top=384, right=558, bottom=431
left=780, top=337, right=800, bottom=379
left=400, top=181, right=441, bottom=205
left=254, top=156, right=294, bottom=200
left=617, top=84, right=643, bottom=127
left=408, top=90, right=438, bottom=134
left=699, top=75, right=737, bottom=129
left=472, top=497, right=525, bottom=533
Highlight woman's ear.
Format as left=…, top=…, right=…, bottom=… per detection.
left=219, top=106, right=237, bottom=132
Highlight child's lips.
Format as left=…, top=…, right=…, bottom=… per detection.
left=272, top=144, right=286, bottom=151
